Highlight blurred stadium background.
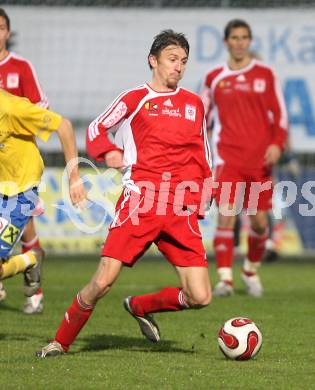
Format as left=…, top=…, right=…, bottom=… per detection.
left=2, top=1, right=315, bottom=257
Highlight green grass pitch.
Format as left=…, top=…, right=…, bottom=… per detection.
left=0, top=256, right=315, bottom=389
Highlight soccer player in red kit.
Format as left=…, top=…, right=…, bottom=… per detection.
left=200, top=19, right=288, bottom=297
left=37, top=29, right=214, bottom=357
left=0, top=8, right=48, bottom=312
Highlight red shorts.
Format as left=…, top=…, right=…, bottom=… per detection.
left=102, top=190, right=208, bottom=268
left=214, top=164, right=273, bottom=211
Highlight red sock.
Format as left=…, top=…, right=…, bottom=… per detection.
left=21, top=236, right=41, bottom=253
left=131, top=287, right=188, bottom=316
left=247, top=229, right=268, bottom=264
left=214, top=227, right=234, bottom=269
left=55, top=294, right=94, bottom=351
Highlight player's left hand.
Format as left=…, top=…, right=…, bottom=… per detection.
left=69, top=177, right=87, bottom=209
left=264, top=144, right=281, bottom=166
left=105, top=150, right=124, bottom=169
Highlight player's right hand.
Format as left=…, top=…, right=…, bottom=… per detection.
left=69, top=176, right=87, bottom=210
left=105, top=150, right=124, bottom=169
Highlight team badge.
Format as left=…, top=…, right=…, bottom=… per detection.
left=185, top=104, right=196, bottom=122
left=7, top=73, right=19, bottom=89
left=253, top=79, right=266, bottom=93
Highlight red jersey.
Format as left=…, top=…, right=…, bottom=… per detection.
left=87, top=84, right=212, bottom=209
left=0, top=52, right=48, bottom=107
left=200, top=59, right=288, bottom=168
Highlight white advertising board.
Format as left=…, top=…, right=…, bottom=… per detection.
left=5, top=7, right=315, bottom=151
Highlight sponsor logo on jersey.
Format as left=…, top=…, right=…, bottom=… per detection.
left=185, top=104, right=196, bottom=121
left=0, top=217, right=9, bottom=234
left=7, top=73, right=19, bottom=89
left=0, top=223, right=20, bottom=245
left=103, top=101, right=128, bottom=127
left=219, top=80, right=232, bottom=90
left=144, top=101, right=158, bottom=113
left=144, top=101, right=158, bottom=116
left=235, top=83, right=251, bottom=92
left=236, top=74, right=246, bottom=82
left=253, top=79, right=266, bottom=93
left=163, top=98, right=173, bottom=107
left=162, top=107, right=181, bottom=118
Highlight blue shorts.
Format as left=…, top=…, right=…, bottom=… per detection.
left=0, top=188, right=38, bottom=260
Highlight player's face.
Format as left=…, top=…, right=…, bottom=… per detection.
left=225, top=27, right=251, bottom=62
left=151, top=45, right=188, bottom=90
left=0, top=16, right=10, bottom=52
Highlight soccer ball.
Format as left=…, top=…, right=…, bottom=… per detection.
left=218, top=317, right=262, bottom=360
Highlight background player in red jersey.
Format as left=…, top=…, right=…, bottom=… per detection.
left=0, top=8, right=48, bottom=312
left=200, top=19, right=288, bottom=297
left=37, top=29, right=214, bottom=357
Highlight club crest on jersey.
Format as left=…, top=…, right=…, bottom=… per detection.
left=253, top=79, right=266, bottom=93
left=7, top=73, right=19, bottom=89
left=185, top=104, right=196, bottom=122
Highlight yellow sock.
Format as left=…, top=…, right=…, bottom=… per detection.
left=1, top=251, right=37, bottom=280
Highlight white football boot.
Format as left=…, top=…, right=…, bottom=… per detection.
left=213, top=281, right=234, bottom=297
left=23, top=291, right=44, bottom=314
left=241, top=273, right=264, bottom=297
left=124, top=296, right=160, bottom=343
left=36, top=341, right=65, bottom=358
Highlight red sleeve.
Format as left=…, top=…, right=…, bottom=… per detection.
left=20, top=61, right=49, bottom=108
left=268, top=70, right=288, bottom=149
left=199, top=67, right=223, bottom=129
left=199, top=73, right=213, bottom=128
left=86, top=94, right=131, bottom=161
left=199, top=100, right=213, bottom=178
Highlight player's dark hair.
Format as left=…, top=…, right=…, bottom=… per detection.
left=148, top=29, right=189, bottom=69
left=224, top=19, right=252, bottom=40
left=0, top=8, right=10, bottom=31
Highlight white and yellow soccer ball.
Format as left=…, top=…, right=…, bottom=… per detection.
left=218, top=317, right=262, bottom=360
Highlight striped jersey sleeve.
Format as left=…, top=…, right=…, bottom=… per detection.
left=86, top=86, right=147, bottom=161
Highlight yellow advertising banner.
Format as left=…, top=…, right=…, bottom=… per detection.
left=34, top=168, right=303, bottom=256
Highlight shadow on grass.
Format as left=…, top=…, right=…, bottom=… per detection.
left=79, top=334, right=195, bottom=354
left=0, top=303, right=22, bottom=313
left=0, top=332, right=38, bottom=342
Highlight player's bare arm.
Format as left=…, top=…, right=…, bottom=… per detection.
left=105, top=150, right=124, bottom=169
left=56, top=118, right=86, bottom=206
left=264, top=144, right=282, bottom=166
